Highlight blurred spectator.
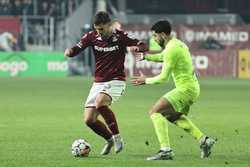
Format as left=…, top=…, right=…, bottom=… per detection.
left=0, top=0, right=12, bottom=15
left=13, top=0, right=23, bottom=15
left=68, top=0, right=77, bottom=15
left=0, top=32, right=17, bottom=52
left=38, top=1, right=49, bottom=15
left=0, top=0, right=81, bottom=17
left=22, top=0, right=33, bottom=15
left=48, top=2, right=57, bottom=16
left=201, top=36, right=224, bottom=50
left=38, top=1, right=57, bottom=16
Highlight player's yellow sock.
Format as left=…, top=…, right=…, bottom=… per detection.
left=150, top=113, right=170, bottom=148
left=174, top=115, right=203, bottom=140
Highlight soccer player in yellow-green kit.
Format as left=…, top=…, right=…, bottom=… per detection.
left=131, top=20, right=216, bottom=160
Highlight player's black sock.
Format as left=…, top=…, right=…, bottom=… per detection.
left=97, top=106, right=119, bottom=135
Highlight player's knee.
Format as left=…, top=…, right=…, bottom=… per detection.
left=95, top=94, right=112, bottom=109
left=167, top=113, right=182, bottom=123
left=95, top=102, right=106, bottom=109
left=148, top=107, right=159, bottom=116
left=95, top=98, right=102, bottom=108
left=95, top=99, right=108, bottom=109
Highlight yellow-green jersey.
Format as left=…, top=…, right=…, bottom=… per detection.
left=145, top=37, right=198, bottom=89
left=144, top=37, right=200, bottom=114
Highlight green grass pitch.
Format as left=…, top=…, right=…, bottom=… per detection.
left=0, top=77, right=249, bottom=167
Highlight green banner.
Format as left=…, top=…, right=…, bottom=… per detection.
left=0, top=52, right=67, bottom=77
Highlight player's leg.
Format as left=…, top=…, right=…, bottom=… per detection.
left=96, top=93, right=120, bottom=135
left=99, top=80, right=126, bottom=154
left=164, top=89, right=204, bottom=140
left=164, top=90, right=215, bottom=158
left=84, top=107, right=112, bottom=141
left=147, top=97, right=175, bottom=160
left=95, top=80, right=126, bottom=154
left=173, top=115, right=203, bottom=140
left=85, top=107, right=115, bottom=155
left=173, top=114, right=215, bottom=158
left=95, top=93, right=123, bottom=154
left=84, top=83, right=114, bottom=155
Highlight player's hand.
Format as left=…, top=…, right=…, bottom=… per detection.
left=127, top=46, right=139, bottom=52
left=131, top=71, right=146, bottom=86
left=131, top=76, right=146, bottom=86
left=64, top=48, right=73, bottom=57
left=134, top=52, right=145, bottom=61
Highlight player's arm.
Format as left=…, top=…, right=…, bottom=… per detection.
left=121, top=31, right=148, bottom=52
left=145, top=48, right=176, bottom=84
left=144, top=52, right=163, bottom=62
left=64, top=32, right=92, bottom=57
left=134, top=52, right=163, bottom=62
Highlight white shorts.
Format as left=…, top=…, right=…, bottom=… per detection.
left=84, top=80, right=126, bottom=107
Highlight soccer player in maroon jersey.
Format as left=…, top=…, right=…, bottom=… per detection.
left=64, top=11, right=147, bottom=155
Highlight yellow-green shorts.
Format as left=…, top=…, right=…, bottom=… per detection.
left=163, top=87, right=200, bottom=115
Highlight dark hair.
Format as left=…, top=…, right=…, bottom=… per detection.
left=151, top=20, right=172, bottom=35
left=93, top=11, right=111, bottom=25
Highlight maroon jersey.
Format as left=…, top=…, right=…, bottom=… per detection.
left=70, top=30, right=147, bottom=82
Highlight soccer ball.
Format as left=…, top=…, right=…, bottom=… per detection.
left=71, top=139, right=91, bottom=157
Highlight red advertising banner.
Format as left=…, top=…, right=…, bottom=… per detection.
left=0, top=16, right=21, bottom=34
left=125, top=50, right=237, bottom=77
left=178, top=25, right=250, bottom=50
left=191, top=50, right=237, bottom=77
left=124, top=24, right=250, bottom=49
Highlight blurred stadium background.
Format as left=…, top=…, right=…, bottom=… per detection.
left=0, top=0, right=250, bottom=78
left=1, top=1, right=250, bottom=167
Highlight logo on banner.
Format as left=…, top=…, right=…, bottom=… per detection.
left=0, top=61, right=28, bottom=76
left=192, top=55, right=208, bottom=69
left=185, top=30, right=249, bottom=44
left=0, top=53, right=28, bottom=76
left=185, top=30, right=195, bottom=43
left=48, top=61, right=68, bottom=71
